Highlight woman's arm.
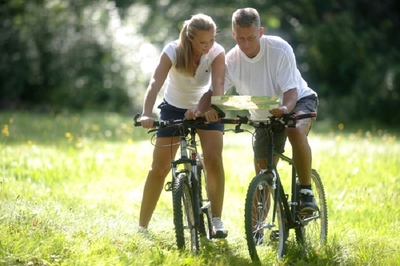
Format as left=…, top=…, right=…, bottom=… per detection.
left=210, top=52, right=225, bottom=97
left=140, top=53, right=172, bottom=128
left=186, top=52, right=225, bottom=120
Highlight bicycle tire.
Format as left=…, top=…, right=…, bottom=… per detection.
left=172, top=173, right=200, bottom=253
left=295, top=169, right=328, bottom=251
left=197, top=161, right=213, bottom=239
left=244, top=173, right=288, bottom=262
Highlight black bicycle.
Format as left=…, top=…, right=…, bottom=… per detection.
left=134, top=113, right=222, bottom=254
left=219, top=113, right=328, bottom=262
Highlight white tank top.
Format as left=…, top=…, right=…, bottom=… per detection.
left=163, top=40, right=224, bottom=109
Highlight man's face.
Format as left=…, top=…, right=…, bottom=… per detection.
left=232, top=24, right=263, bottom=58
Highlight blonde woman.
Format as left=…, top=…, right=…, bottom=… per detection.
left=138, top=14, right=227, bottom=238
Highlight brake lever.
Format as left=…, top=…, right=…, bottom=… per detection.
left=133, top=113, right=141, bottom=126
left=211, top=104, right=226, bottom=118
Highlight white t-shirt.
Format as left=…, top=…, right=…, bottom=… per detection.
left=163, top=40, right=224, bottom=109
left=225, top=35, right=317, bottom=119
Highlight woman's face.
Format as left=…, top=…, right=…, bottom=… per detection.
left=189, top=29, right=215, bottom=56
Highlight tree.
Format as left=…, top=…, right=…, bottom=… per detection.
left=0, top=0, right=132, bottom=112
left=1, top=0, right=399, bottom=126
left=133, top=0, right=400, bottom=125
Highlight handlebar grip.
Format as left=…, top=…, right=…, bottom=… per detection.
left=133, top=114, right=160, bottom=127
left=191, top=116, right=207, bottom=123
left=218, top=115, right=249, bottom=124
left=218, top=118, right=240, bottom=124
left=134, top=121, right=160, bottom=127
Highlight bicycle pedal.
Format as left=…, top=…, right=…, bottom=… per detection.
left=269, top=230, right=279, bottom=241
left=164, top=182, right=172, bottom=191
left=298, top=210, right=314, bottom=216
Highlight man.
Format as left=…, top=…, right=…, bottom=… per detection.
left=188, top=7, right=319, bottom=212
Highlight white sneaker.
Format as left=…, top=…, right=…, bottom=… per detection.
left=137, top=226, right=151, bottom=238
left=212, top=217, right=228, bottom=238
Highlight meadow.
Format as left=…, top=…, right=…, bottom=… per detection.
left=1, top=110, right=399, bottom=265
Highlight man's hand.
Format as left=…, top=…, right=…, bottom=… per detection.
left=269, top=106, right=289, bottom=118
left=140, top=115, right=155, bottom=129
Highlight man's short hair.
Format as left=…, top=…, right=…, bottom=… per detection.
left=232, top=8, right=260, bottom=29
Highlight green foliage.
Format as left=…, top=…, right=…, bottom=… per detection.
left=266, top=0, right=400, bottom=123
left=1, top=111, right=400, bottom=265
left=136, top=0, right=400, bottom=124
left=0, top=1, right=136, bottom=112
left=1, top=1, right=400, bottom=125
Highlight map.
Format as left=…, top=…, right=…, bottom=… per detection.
left=211, top=95, right=280, bottom=110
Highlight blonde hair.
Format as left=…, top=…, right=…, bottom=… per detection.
left=175, top=14, right=216, bottom=76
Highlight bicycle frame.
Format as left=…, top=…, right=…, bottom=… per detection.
left=170, top=125, right=201, bottom=227
left=274, top=153, right=300, bottom=223
left=274, top=154, right=326, bottom=229
left=170, top=125, right=194, bottom=181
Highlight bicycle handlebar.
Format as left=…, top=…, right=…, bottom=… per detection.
left=134, top=115, right=209, bottom=128
left=218, top=112, right=317, bottom=132
left=134, top=106, right=315, bottom=132
left=133, top=104, right=226, bottom=129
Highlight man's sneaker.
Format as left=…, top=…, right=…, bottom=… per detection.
left=212, top=217, right=228, bottom=238
left=299, top=189, right=319, bottom=213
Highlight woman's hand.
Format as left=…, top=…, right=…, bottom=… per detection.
left=184, top=107, right=218, bottom=122
left=140, top=115, right=155, bottom=129
left=204, top=108, right=219, bottom=121
left=184, top=108, right=201, bottom=120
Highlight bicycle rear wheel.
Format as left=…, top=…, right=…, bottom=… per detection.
left=295, top=169, right=328, bottom=252
left=244, top=173, right=288, bottom=262
left=172, top=173, right=200, bottom=254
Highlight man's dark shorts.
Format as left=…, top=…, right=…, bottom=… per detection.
left=156, top=100, right=224, bottom=138
left=253, top=94, right=318, bottom=159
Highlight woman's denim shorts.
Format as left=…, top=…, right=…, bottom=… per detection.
left=156, top=100, right=224, bottom=138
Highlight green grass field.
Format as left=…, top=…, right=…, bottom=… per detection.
left=1, top=110, right=399, bottom=265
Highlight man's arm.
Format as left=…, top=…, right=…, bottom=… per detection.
left=269, top=88, right=298, bottom=117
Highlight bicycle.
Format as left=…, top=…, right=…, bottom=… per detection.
left=219, top=112, right=328, bottom=262
left=133, top=111, right=224, bottom=254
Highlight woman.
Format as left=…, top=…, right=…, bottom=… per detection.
left=138, top=13, right=227, bottom=238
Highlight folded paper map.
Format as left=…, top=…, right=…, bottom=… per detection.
left=211, top=95, right=280, bottom=110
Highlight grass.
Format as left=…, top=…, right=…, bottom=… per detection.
left=1, top=110, right=400, bottom=265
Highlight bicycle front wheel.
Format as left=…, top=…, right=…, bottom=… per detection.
left=172, top=173, right=200, bottom=254
left=295, top=169, right=328, bottom=251
left=197, top=161, right=213, bottom=239
left=244, top=173, right=288, bottom=262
